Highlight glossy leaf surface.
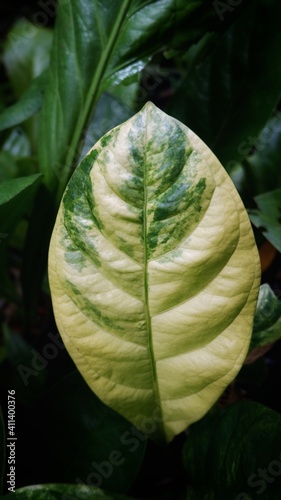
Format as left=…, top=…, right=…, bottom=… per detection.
left=2, top=484, right=133, bottom=499
left=0, top=73, right=46, bottom=132
left=0, top=173, right=42, bottom=232
left=49, top=103, right=260, bottom=443
left=245, top=116, right=281, bottom=196
left=0, top=174, right=42, bottom=301
left=183, top=401, right=281, bottom=499
left=250, top=284, right=281, bottom=351
left=3, top=19, right=52, bottom=98
left=249, top=189, right=281, bottom=253
left=168, top=0, right=281, bottom=170
left=38, top=0, right=224, bottom=199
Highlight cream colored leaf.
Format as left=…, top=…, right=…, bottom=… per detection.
left=48, top=102, right=260, bottom=443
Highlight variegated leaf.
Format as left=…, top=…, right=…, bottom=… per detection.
left=48, top=102, right=260, bottom=443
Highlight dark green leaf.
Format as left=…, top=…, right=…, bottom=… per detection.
left=0, top=174, right=42, bottom=302
left=0, top=174, right=40, bottom=206
left=109, top=74, right=140, bottom=110
left=2, top=326, right=47, bottom=404
left=0, top=406, right=5, bottom=496
left=21, top=185, right=57, bottom=319
left=30, top=0, right=236, bottom=307
left=249, top=284, right=281, bottom=351
left=244, top=116, right=281, bottom=196
left=168, top=0, right=281, bottom=169
left=0, top=245, right=18, bottom=302
left=0, top=73, right=46, bottom=132
left=39, top=371, right=146, bottom=493
left=237, top=357, right=267, bottom=386
left=80, top=92, right=134, bottom=160
left=3, top=20, right=52, bottom=98
left=0, top=173, right=42, bottom=233
left=38, top=0, right=230, bottom=200
left=2, top=128, right=31, bottom=158
left=249, top=189, right=281, bottom=252
left=0, top=152, right=18, bottom=182
left=183, top=401, right=281, bottom=499
left=16, top=158, right=38, bottom=178
left=2, top=483, right=134, bottom=499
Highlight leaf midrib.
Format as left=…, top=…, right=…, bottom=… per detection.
left=56, top=0, right=133, bottom=203
left=143, top=110, right=164, bottom=434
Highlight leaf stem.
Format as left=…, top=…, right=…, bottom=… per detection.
left=56, top=0, right=133, bottom=204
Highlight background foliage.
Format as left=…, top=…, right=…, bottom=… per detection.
left=0, top=0, right=281, bottom=498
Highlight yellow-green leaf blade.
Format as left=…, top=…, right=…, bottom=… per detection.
left=48, top=103, right=260, bottom=443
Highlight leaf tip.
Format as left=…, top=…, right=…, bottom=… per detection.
left=143, top=100, right=157, bottom=112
